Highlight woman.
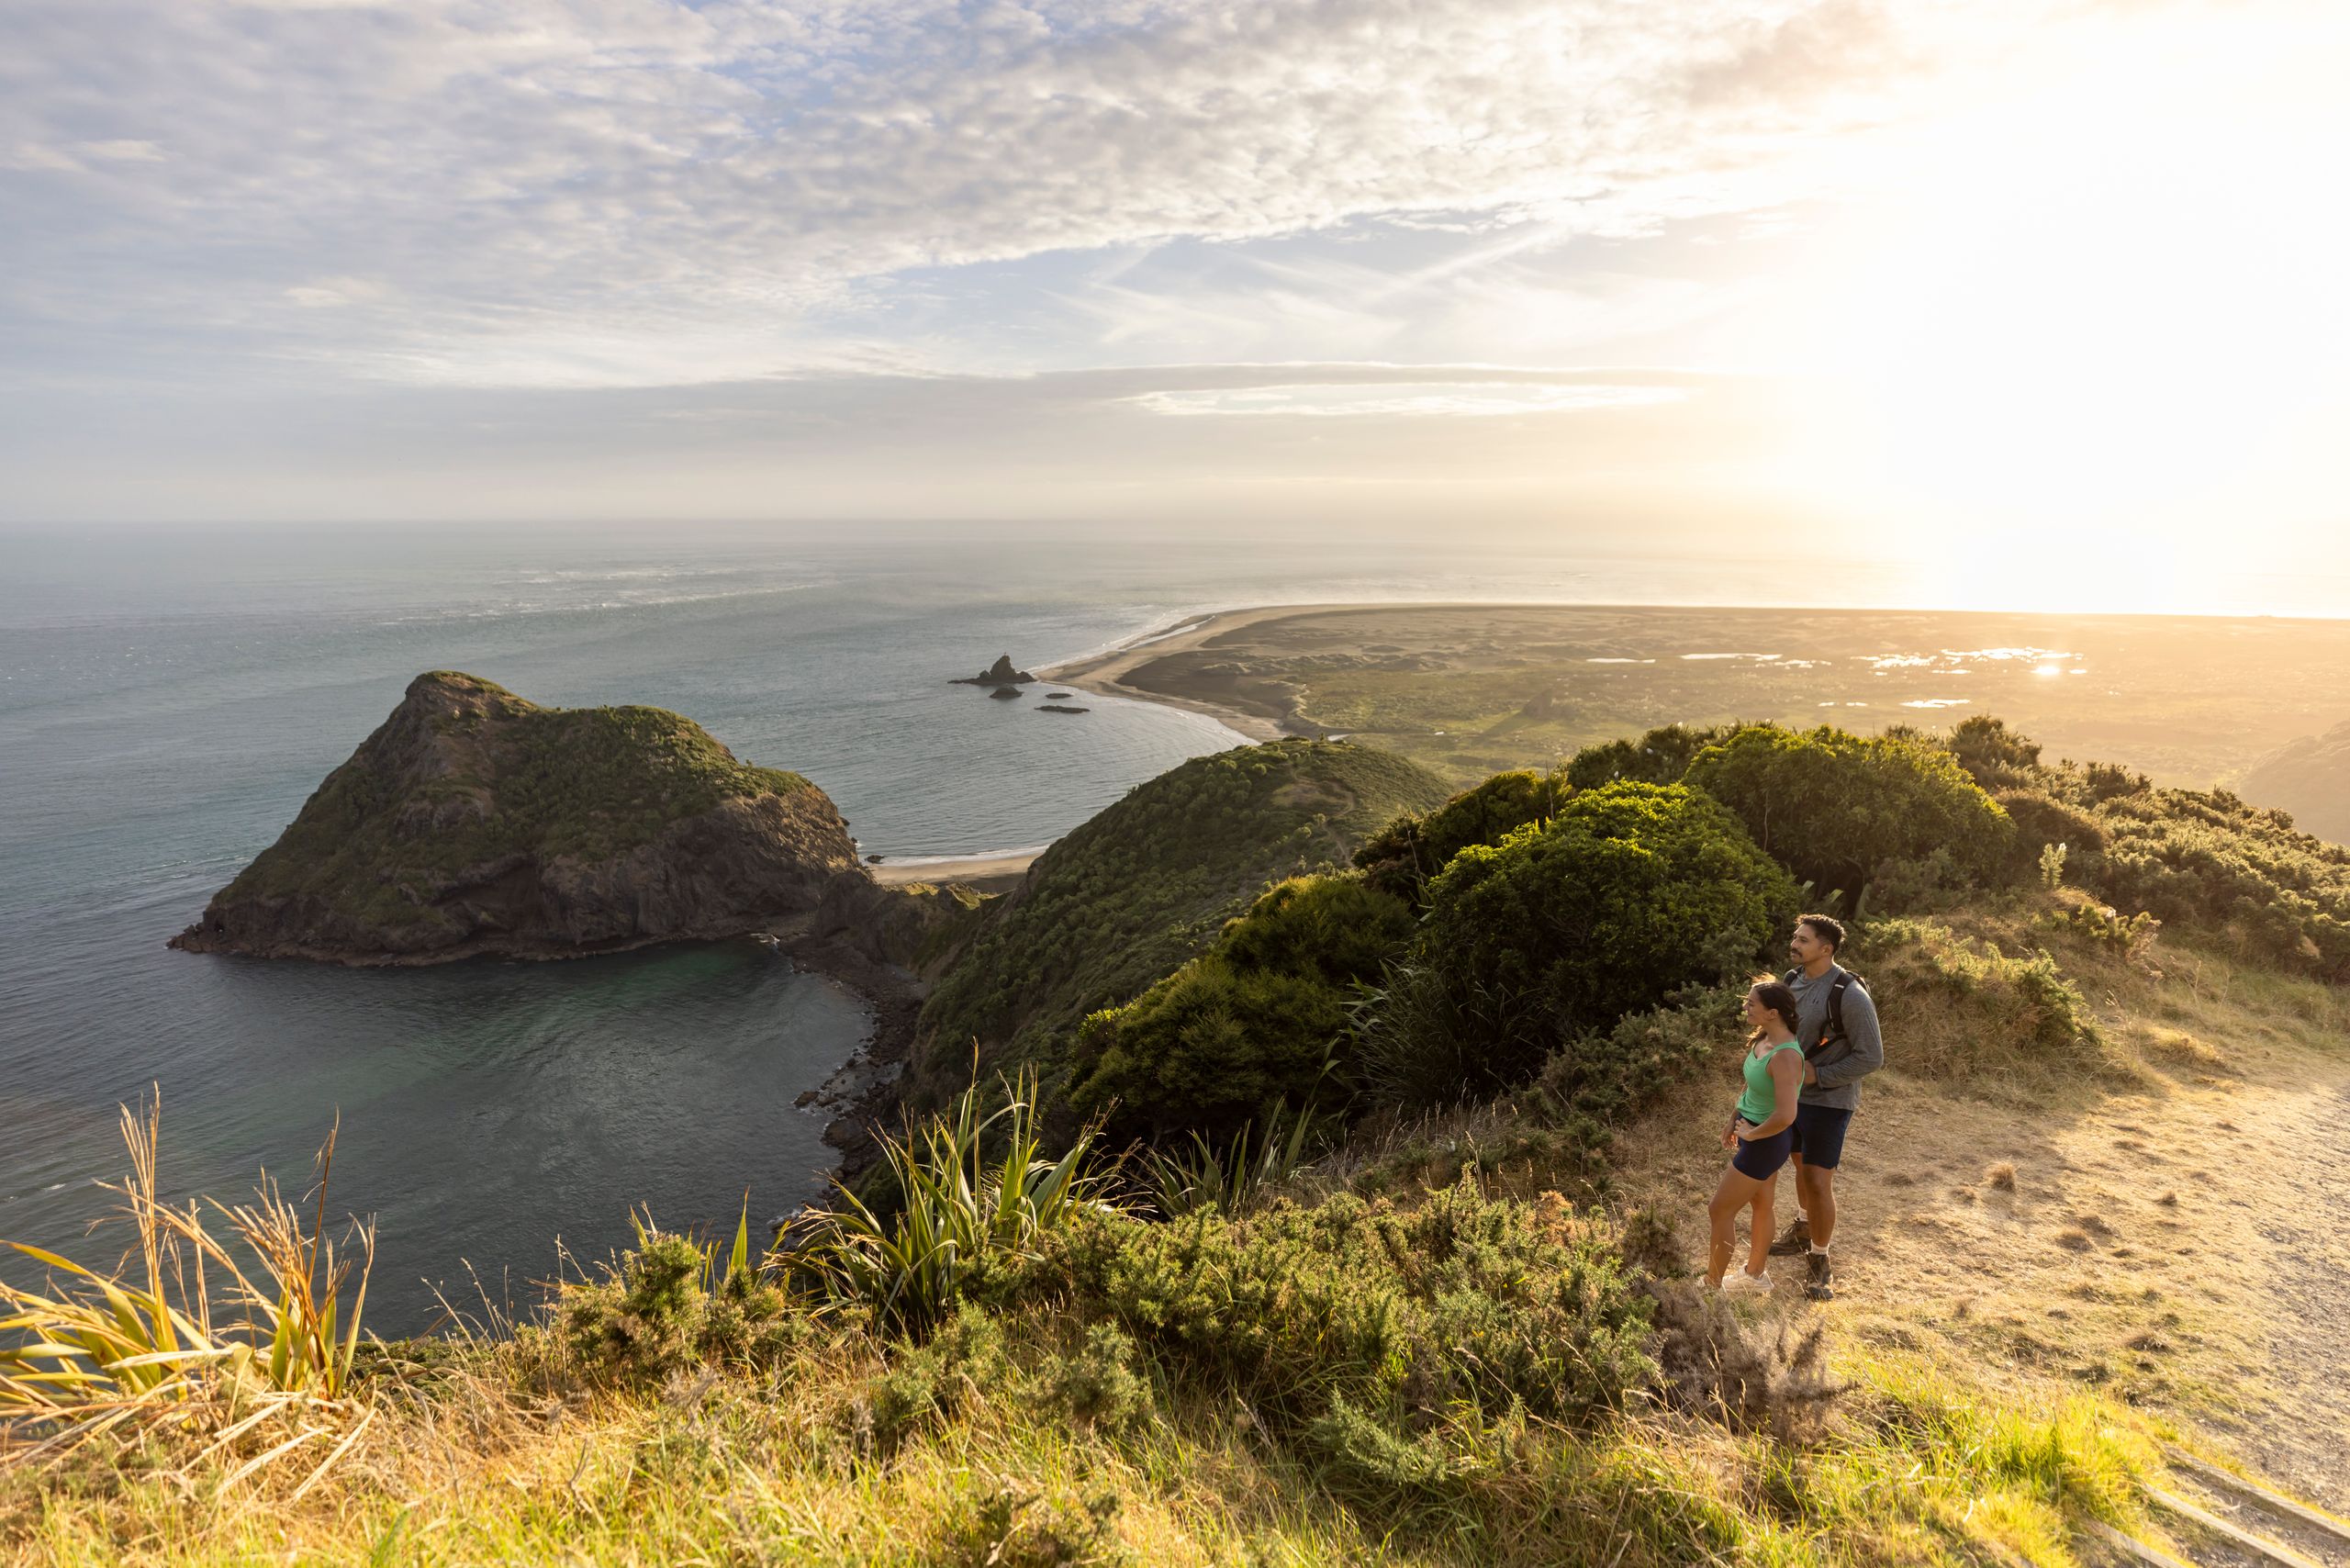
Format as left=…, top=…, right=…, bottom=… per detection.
left=1707, top=978, right=1807, bottom=1293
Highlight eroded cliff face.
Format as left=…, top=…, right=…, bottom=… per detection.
left=172, top=671, right=864, bottom=964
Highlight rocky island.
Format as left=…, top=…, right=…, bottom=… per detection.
left=171, top=671, right=863, bottom=964
left=949, top=654, right=1035, bottom=687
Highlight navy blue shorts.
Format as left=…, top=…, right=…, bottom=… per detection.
left=1790, top=1103, right=1854, bottom=1170
left=1730, top=1122, right=1795, bottom=1180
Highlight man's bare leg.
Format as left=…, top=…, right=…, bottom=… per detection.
left=1801, top=1163, right=1837, bottom=1249
left=1771, top=1154, right=1814, bottom=1253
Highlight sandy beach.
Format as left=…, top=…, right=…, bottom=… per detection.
left=1039, top=602, right=1356, bottom=741
left=870, top=851, right=1040, bottom=891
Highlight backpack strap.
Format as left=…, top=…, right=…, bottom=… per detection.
left=1787, top=967, right=1866, bottom=1053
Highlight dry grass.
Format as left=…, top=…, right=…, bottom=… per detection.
left=1, top=1092, right=375, bottom=1491
left=1, top=1295, right=2176, bottom=1568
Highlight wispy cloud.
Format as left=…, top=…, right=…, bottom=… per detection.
left=0, top=0, right=2061, bottom=388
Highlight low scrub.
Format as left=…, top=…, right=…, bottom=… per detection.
left=1534, top=986, right=1747, bottom=1164
left=550, top=1205, right=805, bottom=1387
left=1940, top=718, right=2350, bottom=981
left=1069, top=876, right=1413, bottom=1138
left=1042, top=1178, right=1656, bottom=1468
left=1859, top=918, right=2113, bottom=1082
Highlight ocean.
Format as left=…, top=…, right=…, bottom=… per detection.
left=3, top=522, right=2340, bottom=1332
left=0, top=522, right=1620, bottom=1331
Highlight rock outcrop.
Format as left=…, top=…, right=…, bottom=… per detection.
left=171, top=671, right=863, bottom=964
left=951, top=654, right=1036, bottom=687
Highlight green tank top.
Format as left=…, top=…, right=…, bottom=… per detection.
left=1738, top=1038, right=1803, bottom=1125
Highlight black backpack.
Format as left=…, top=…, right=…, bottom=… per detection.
left=1783, top=967, right=1867, bottom=1054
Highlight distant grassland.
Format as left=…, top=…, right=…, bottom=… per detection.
left=1113, top=605, right=2350, bottom=793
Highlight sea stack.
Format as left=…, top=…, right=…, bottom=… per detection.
left=951, top=654, right=1037, bottom=687
left=171, top=671, right=861, bottom=964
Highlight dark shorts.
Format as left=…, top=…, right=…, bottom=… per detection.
left=1730, top=1122, right=1795, bottom=1180
left=1790, top=1103, right=1855, bottom=1170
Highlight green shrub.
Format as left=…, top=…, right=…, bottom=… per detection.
left=1044, top=1321, right=1154, bottom=1432
left=1212, top=874, right=1416, bottom=982
left=928, top=1476, right=1128, bottom=1568
left=2042, top=897, right=2160, bottom=954
left=1069, top=876, right=1414, bottom=1137
left=1302, top=1394, right=1468, bottom=1498
left=1049, top=1178, right=1654, bottom=1442
left=845, top=1302, right=1010, bottom=1457
left=1946, top=714, right=2045, bottom=790
left=1353, top=768, right=1572, bottom=900
left=1681, top=723, right=2016, bottom=900
left=1562, top=723, right=1738, bottom=791
left=1071, top=958, right=1346, bottom=1138
left=555, top=1212, right=800, bottom=1386
left=1991, top=787, right=2109, bottom=881
left=1390, top=783, right=1797, bottom=1095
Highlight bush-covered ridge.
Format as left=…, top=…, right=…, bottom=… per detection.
left=913, top=739, right=1451, bottom=1098
left=221, top=671, right=815, bottom=917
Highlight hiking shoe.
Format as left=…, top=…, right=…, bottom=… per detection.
left=1767, top=1219, right=1812, bottom=1257
left=1721, top=1268, right=1773, bottom=1295
left=1804, top=1250, right=1834, bottom=1301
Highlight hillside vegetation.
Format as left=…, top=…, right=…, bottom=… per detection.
left=12, top=712, right=2350, bottom=1564
left=911, top=739, right=1450, bottom=1101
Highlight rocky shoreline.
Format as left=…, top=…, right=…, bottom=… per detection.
left=771, top=918, right=927, bottom=1191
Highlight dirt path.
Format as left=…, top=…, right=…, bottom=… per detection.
left=2222, top=1076, right=2350, bottom=1508
left=1612, top=1043, right=2350, bottom=1514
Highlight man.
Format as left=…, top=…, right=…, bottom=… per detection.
left=1766, top=913, right=1882, bottom=1300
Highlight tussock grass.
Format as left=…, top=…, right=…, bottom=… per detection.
left=1, top=1092, right=375, bottom=1495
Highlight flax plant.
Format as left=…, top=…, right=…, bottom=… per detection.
left=0, top=1090, right=374, bottom=1484
left=1136, top=1102, right=1320, bottom=1219
left=780, top=1069, right=1117, bottom=1337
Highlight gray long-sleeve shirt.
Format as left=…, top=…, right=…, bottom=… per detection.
left=1788, top=963, right=1883, bottom=1110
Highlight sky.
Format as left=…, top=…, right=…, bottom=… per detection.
left=3, top=0, right=2346, bottom=604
